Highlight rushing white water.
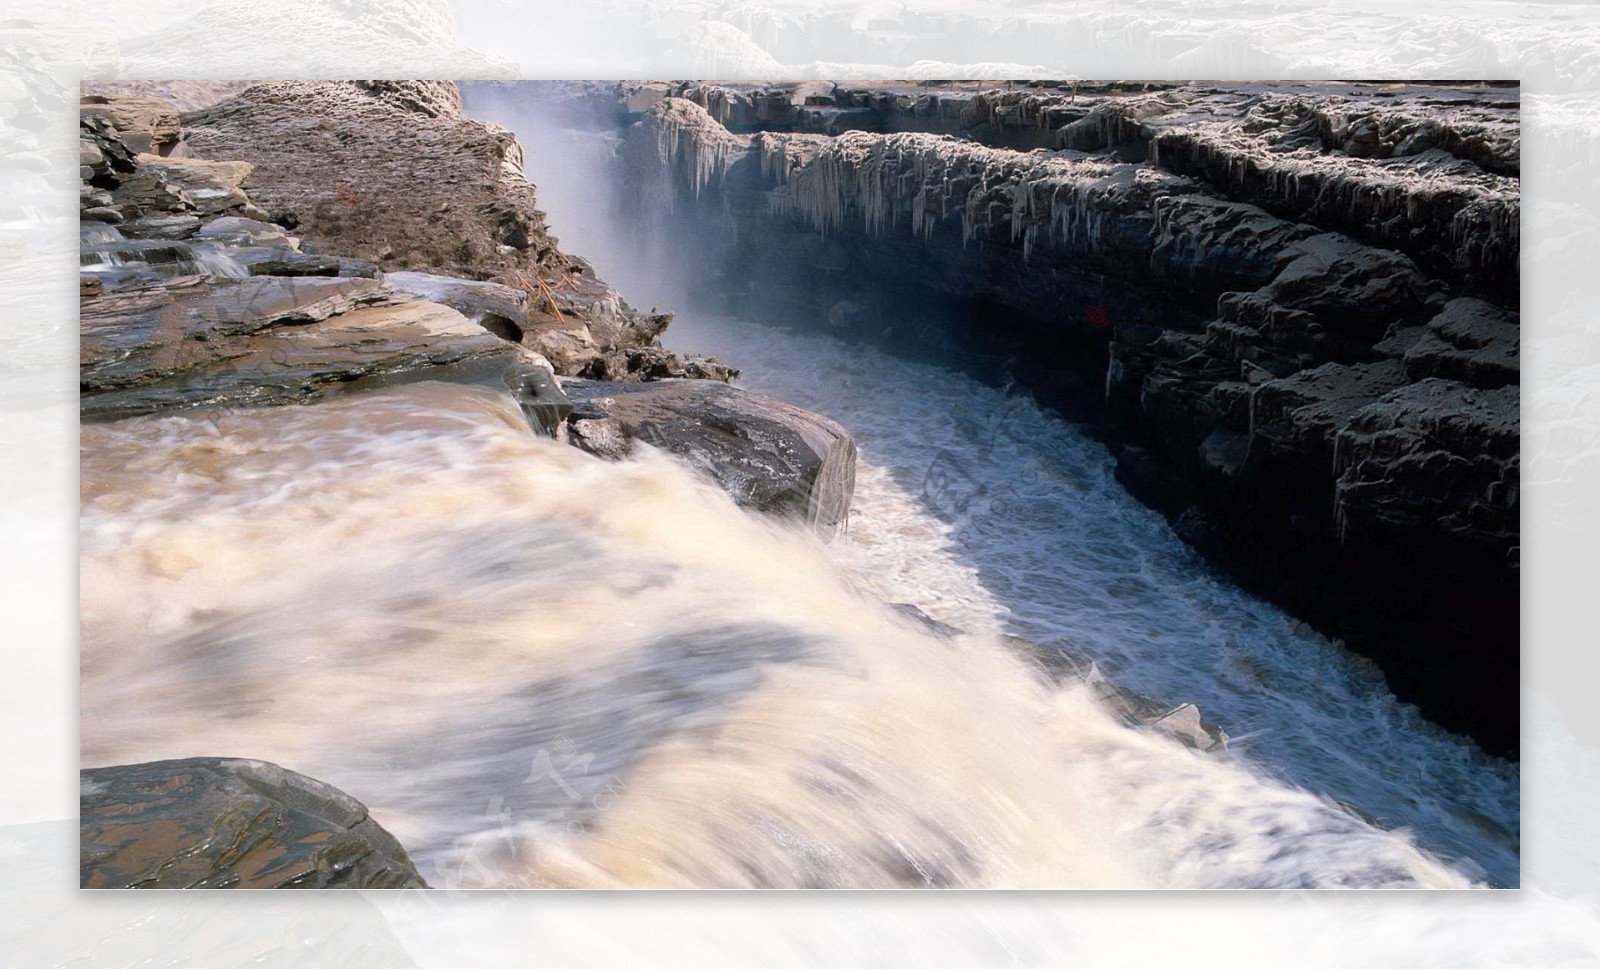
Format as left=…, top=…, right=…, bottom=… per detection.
left=664, top=311, right=1521, bottom=887
left=453, top=94, right=1519, bottom=886
left=81, top=382, right=1473, bottom=889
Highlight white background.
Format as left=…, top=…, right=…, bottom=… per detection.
left=4, top=0, right=1600, bottom=965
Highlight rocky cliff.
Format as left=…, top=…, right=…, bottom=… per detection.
left=543, top=80, right=1520, bottom=755
left=85, top=79, right=736, bottom=383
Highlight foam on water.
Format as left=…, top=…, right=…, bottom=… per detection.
left=80, top=382, right=1475, bottom=889
left=661, top=311, right=1520, bottom=886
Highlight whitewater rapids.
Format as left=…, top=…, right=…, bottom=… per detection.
left=81, top=376, right=1480, bottom=889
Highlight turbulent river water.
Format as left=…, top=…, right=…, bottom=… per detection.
left=78, top=376, right=1503, bottom=888
left=77, top=108, right=1519, bottom=890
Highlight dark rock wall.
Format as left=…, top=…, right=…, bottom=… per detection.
left=584, top=82, right=1520, bottom=755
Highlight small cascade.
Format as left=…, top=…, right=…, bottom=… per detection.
left=185, top=241, right=250, bottom=279
left=80, top=223, right=126, bottom=249
left=79, top=238, right=189, bottom=274
left=80, top=235, right=249, bottom=282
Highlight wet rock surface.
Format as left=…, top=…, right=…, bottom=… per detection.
left=80, top=758, right=425, bottom=889
left=79, top=275, right=549, bottom=422
left=562, top=378, right=857, bottom=532
left=530, top=80, right=1521, bottom=754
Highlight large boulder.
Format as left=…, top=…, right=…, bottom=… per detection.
left=179, top=80, right=557, bottom=278
left=81, top=758, right=425, bottom=889
left=562, top=378, right=857, bottom=532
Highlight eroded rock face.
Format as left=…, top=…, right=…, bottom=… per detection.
left=583, top=79, right=1517, bottom=292
left=1402, top=298, right=1520, bottom=388
left=551, top=81, right=1520, bottom=753
left=562, top=378, right=857, bottom=533
left=81, top=758, right=425, bottom=889
left=1334, top=379, right=1519, bottom=549
left=170, top=81, right=724, bottom=381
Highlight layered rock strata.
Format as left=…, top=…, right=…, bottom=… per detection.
left=84, top=82, right=734, bottom=383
